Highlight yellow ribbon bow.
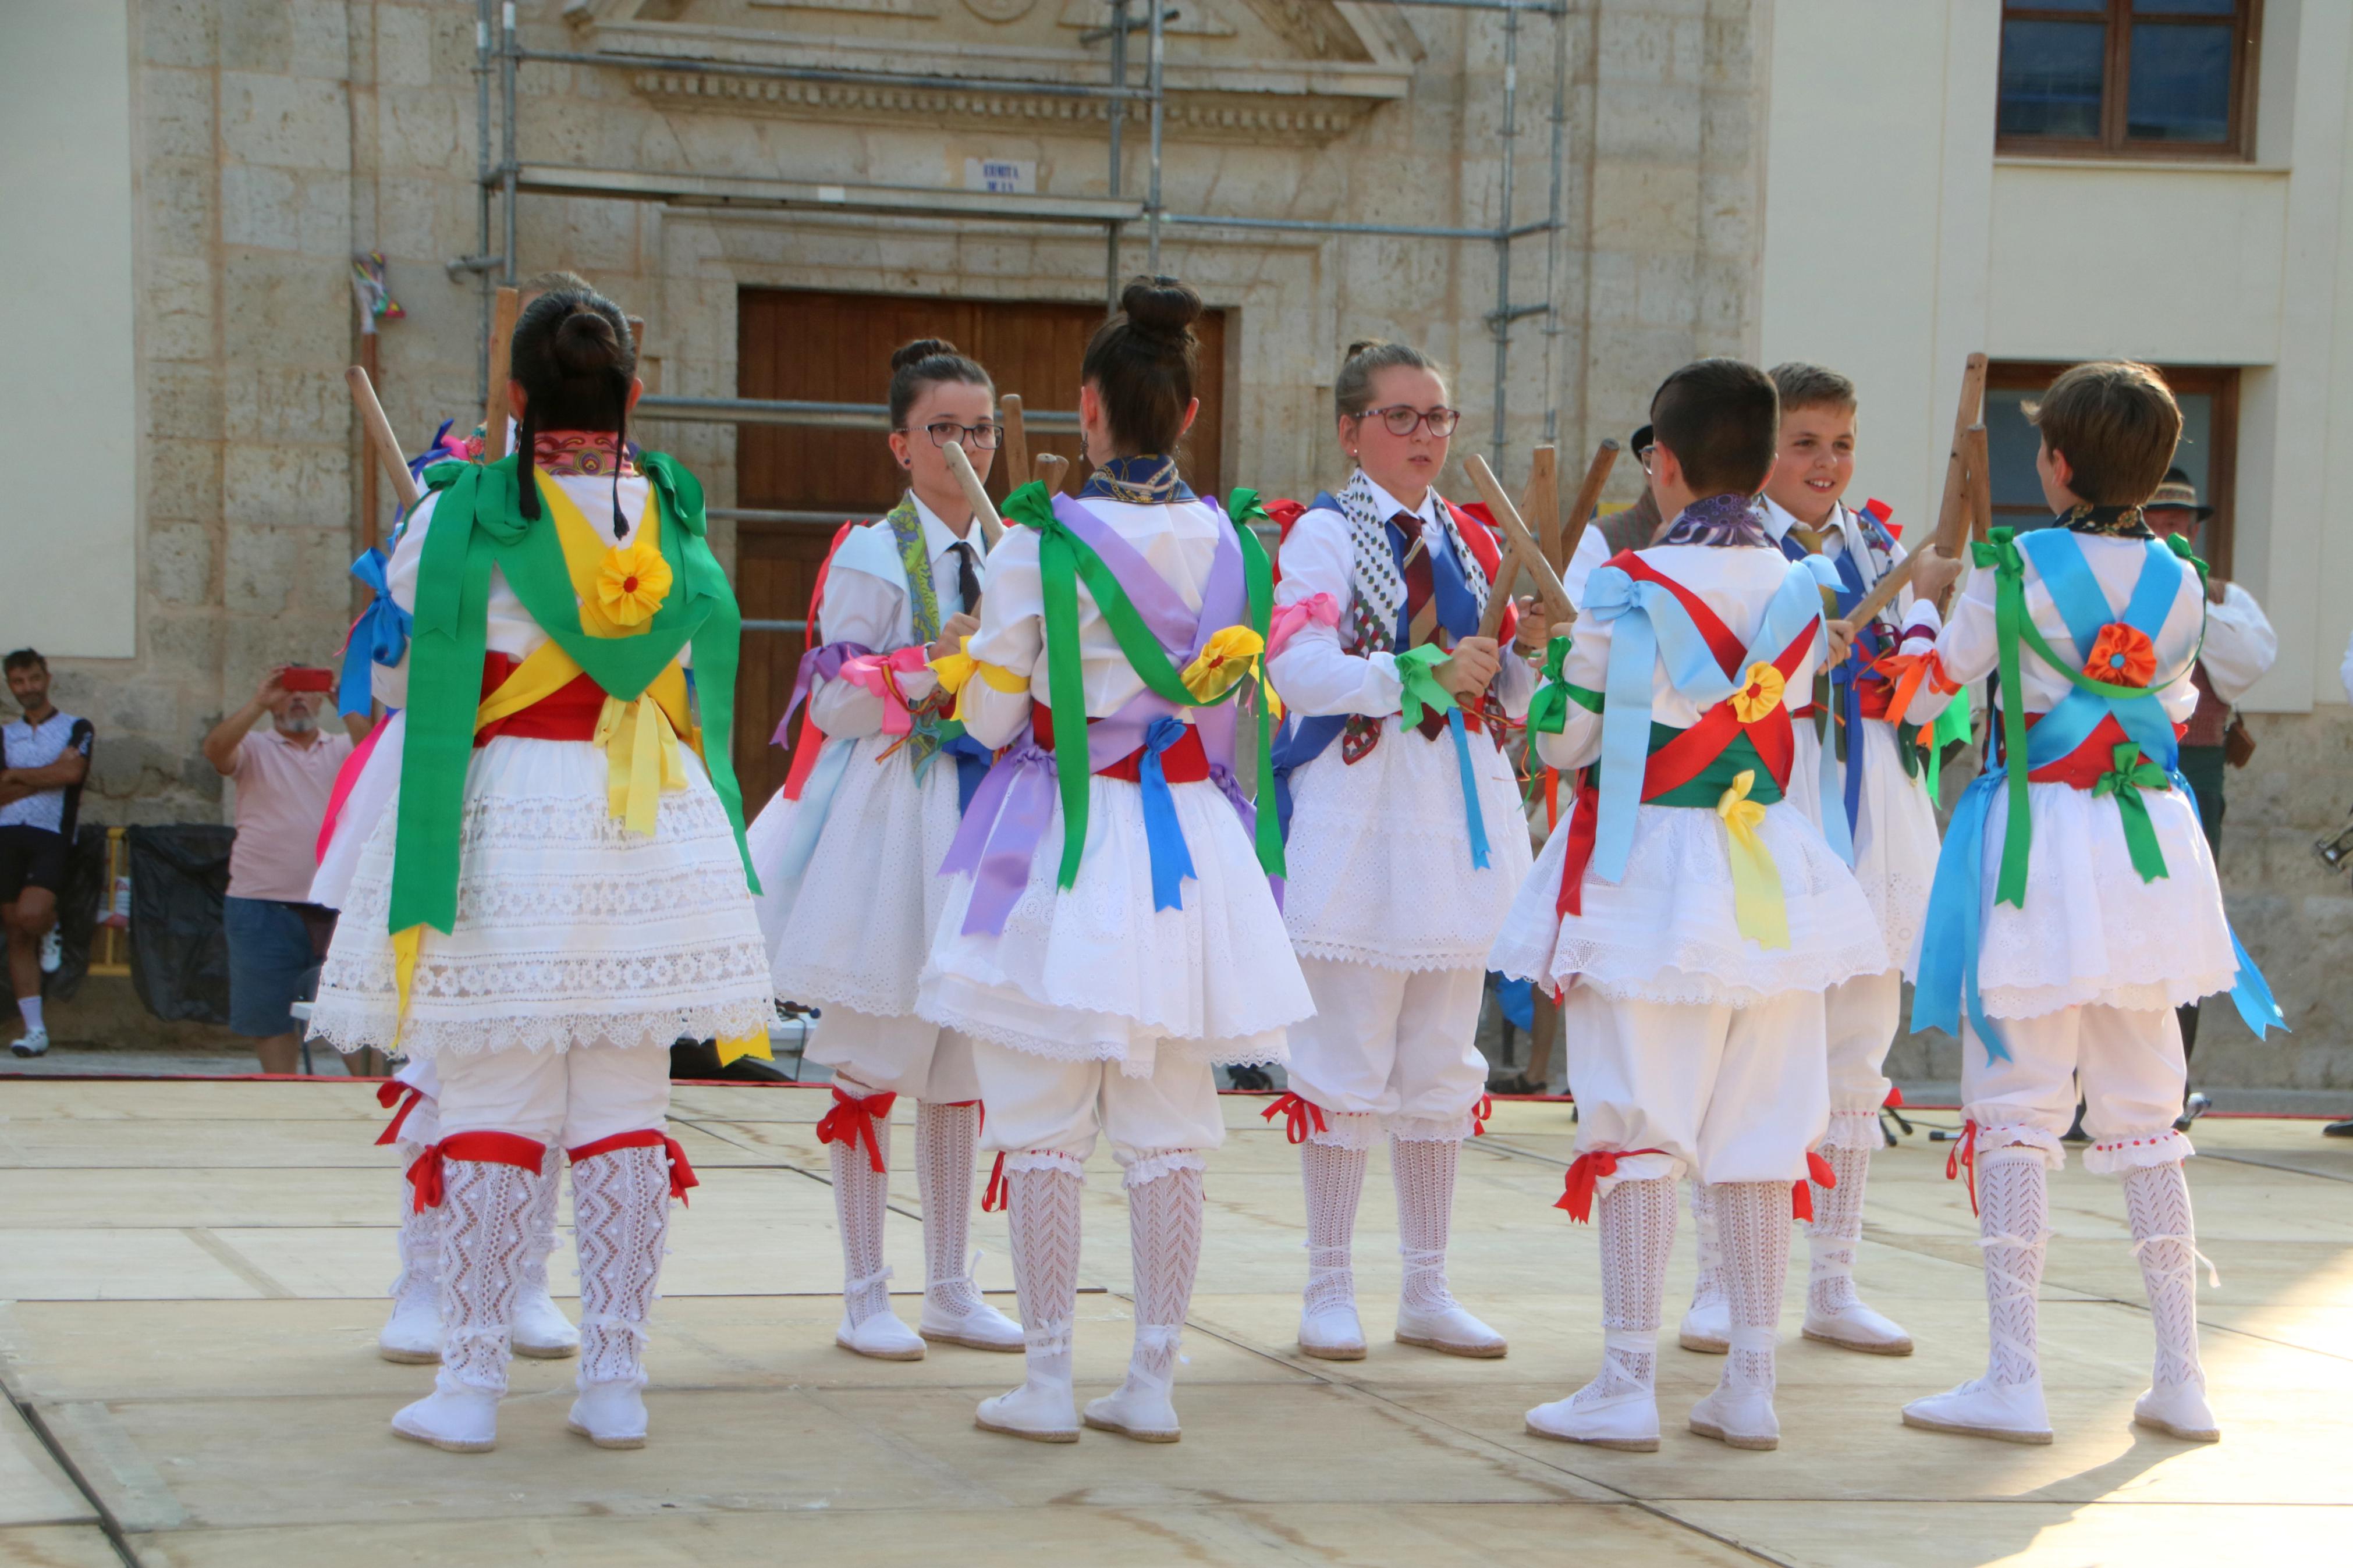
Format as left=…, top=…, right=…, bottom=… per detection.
left=594, top=692, right=687, bottom=838
left=1717, top=769, right=1789, bottom=950
left=933, top=637, right=1030, bottom=722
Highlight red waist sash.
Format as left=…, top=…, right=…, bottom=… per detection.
left=1031, top=701, right=1210, bottom=784
left=2022, top=712, right=2189, bottom=790
left=473, top=652, right=605, bottom=745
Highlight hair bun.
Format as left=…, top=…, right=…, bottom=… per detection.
left=890, top=337, right=962, bottom=373
left=1120, top=275, right=1202, bottom=340
left=1343, top=339, right=1387, bottom=362
left=552, top=308, right=623, bottom=375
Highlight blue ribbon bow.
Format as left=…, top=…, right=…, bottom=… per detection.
left=338, top=547, right=411, bottom=718
left=1139, top=716, right=1199, bottom=912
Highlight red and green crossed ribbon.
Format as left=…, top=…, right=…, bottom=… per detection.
left=1008, top=482, right=1285, bottom=891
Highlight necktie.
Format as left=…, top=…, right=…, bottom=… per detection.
left=1390, top=512, right=1449, bottom=740
left=949, top=541, right=981, bottom=619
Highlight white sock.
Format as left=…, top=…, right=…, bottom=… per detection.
left=1574, top=1175, right=1674, bottom=1406
left=915, top=1101, right=985, bottom=1317
left=1391, top=1135, right=1463, bottom=1314
left=1300, top=1138, right=1368, bottom=1317
left=17, top=997, right=42, bottom=1032
left=2122, top=1159, right=2209, bottom=1391
left=1712, top=1181, right=1791, bottom=1397
left=1688, top=1178, right=1724, bottom=1313
left=1977, top=1146, right=2050, bottom=1388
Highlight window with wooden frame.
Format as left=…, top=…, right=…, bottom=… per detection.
left=1997, top=1, right=2262, bottom=160
left=1982, top=361, right=2240, bottom=578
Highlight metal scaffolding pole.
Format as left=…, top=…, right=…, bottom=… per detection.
left=1539, top=0, right=1569, bottom=445
left=1490, top=5, right=1519, bottom=468
left=474, top=0, right=493, bottom=405
left=1106, top=1, right=1127, bottom=307
left=1145, top=0, right=1165, bottom=273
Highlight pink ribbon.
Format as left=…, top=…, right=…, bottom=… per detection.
left=837, top=646, right=934, bottom=737
left=1266, top=592, right=1340, bottom=659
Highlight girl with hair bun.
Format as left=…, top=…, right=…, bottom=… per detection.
left=304, top=286, right=773, bottom=1454
left=918, top=277, right=1312, bottom=1444
left=743, top=338, right=1024, bottom=1360
left=1261, top=339, right=1541, bottom=1364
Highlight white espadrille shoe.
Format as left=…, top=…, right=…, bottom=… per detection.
left=567, top=1379, right=649, bottom=1449
left=1903, top=1377, right=2053, bottom=1444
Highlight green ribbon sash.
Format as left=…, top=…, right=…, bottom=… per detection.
left=2091, top=740, right=2173, bottom=883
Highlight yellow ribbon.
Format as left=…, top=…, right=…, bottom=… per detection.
left=1717, top=769, right=1789, bottom=950
left=594, top=692, right=688, bottom=838
left=715, top=1031, right=773, bottom=1065
left=389, top=923, right=424, bottom=1047
left=946, top=649, right=1031, bottom=723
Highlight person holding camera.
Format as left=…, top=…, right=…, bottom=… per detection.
left=201, top=665, right=359, bottom=1074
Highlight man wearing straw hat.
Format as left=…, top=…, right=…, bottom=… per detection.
left=2142, top=467, right=2275, bottom=1088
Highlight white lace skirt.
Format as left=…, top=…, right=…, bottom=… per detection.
left=1786, top=721, right=1943, bottom=966
left=917, top=773, right=1312, bottom=1073
left=306, top=734, right=775, bottom=1059
left=746, top=733, right=963, bottom=1021
left=1914, top=777, right=2238, bottom=1019
left=1280, top=719, right=1534, bottom=970
left=1489, top=798, right=1888, bottom=1007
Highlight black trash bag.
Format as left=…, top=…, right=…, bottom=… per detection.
left=41, top=823, right=109, bottom=1002
left=126, top=824, right=237, bottom=1025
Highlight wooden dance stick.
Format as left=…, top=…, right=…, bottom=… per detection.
left=1555, top=438, right=1622, bottom=598
left=347, top=366, right=422, bottom=513
left=1466, top=454, right=1577, bottom=637
left=1031, top=451, right=1070, bottom=496
left=483, top=286, right=520, bottom=461
left=999, top=394, right=1031, bottom=488
left=1524, top=444, right=1561, bottom=568
left=942, top=437, right=1006, bottom=550
left=1966, top=422, right=1993, bottom=542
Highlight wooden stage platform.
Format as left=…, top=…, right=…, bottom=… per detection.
left=1, top=1080, right=2345, bottom=1566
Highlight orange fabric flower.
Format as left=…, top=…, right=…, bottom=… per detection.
left=2082, top=623, right=2155, bottom=689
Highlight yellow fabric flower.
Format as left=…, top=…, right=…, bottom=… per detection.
left=585, top=537, right=672, bottom=636
left=1181, top=625, right=1266, bottom=704
left=1728, top=660, right=1786, bottom=724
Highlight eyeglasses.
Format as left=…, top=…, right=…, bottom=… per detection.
left=900, top=421, right=1005, bottom=450
left=1357, top=404, right=1463, bottom=439
left=1634, top=443, right=1656, bottom=474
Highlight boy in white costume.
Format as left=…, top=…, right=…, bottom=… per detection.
left=307, top=288, right=774, bottom=1452
left=1678, top=364, right=1960, bottom=1360
left=1900, top=362, right=2282, bottom=1446
left=1492, top=359, right=1886, bottom=1453
left=1264, top=340, right=1538, bottom=1361
left=745, top=339, right=1022, bottom=1360
left=918, top=279, right=1313, bottom=1444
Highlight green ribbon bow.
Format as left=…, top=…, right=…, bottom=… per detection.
left=2091, top=740, right=2173, bottom=884
left=1393, top=642, right=1459, bottom=731
left=389, top=453, right=757, bottom=939
left=1527, top=635, right=1574, bottom=735
left=1009, top=482, right=1284, bottom=892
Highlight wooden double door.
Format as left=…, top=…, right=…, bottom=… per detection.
left=729, top=287, right=1227, bottom=805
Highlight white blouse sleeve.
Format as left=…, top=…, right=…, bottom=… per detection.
left=2198, top=581, right=2277, bottom=705
left=1265, top=509, right=1403, bottom=719
left=1560, top=525, right=1612, bottom=612
left=1532, top=620, right=1607, bottom=773
left=806, top=563, right=903, bottom=739
left=957, top=528, right=1044, bottom=750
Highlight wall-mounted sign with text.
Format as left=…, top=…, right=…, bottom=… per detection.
left=963, top=158, right=1038, bottom=195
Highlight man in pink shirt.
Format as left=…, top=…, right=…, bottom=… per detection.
left=201, top=667, right=359, bottom=1073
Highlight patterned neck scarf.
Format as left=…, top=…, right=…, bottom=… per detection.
left=1331, top=468, right=1489, bottom=656
left=2059, top=502, right=2154, bottom=539
left=1081, top=454, right=1191, bottom=504
left=1659, top=491, right=1770, bottom=547
left=531, top=429, right=638, bottom=479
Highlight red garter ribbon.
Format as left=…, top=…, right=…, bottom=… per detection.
left=1555, top=1147, right=1669, bottom=1224
left=1470, top=1094, right=1494, bottom=1137
left=981, top=1151, right=1009, bottom=1213
left=815, top=1086, right=898, bottom=1174
left=1946, top=1119, right=1981, bottom=1216
left=569, top=1128, right=700, bottom=1206
left=1261, top=1091, right=1328, bottom=1145
left=374, top=1080, right=425, bottom=1147
left=940, top=1098, right=985, bottom=1136
left=1791, top=1150, right=1839, bottom=1222
left=1883, top=1085, right=1905, bottom=1109
left=406, top=1130, right=546, bottom=1214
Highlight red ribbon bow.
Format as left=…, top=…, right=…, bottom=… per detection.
left=815, top=1087, right=899, bottom=1174
left=374, top=1080, right=425, bottom=1147
left=404, top=1130, right=548, bottom=1214
left=1261, top=1092, right=1329, bottom=1146
left=1554, top=1147, right=1669, bottom=1224
left=1946, top=1119, right=1981, bottom=1215
left=981, top=1151, right=1009, bottom=1214
left=569, top=1129, right=700, bottom=1206
left=1790, top=1150, right=1839, bottom=1222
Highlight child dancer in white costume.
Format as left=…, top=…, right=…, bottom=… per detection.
left=307, top=287, right=773, bottom=1452
left=1493, top=359, right=1885, bottom=1453
left=1679, top=364, right=1959, bottom=1360
left=919, top=278, right=1312, bottom=1443
left=1900, top=362, right=2282, bottom=1445
left=745, top=339, right=1022, bottom=1359
left=1264, top=340, right=1538, bottom=1361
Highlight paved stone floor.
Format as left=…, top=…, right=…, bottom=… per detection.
left=0, top=1079, right=2344, bottom=1566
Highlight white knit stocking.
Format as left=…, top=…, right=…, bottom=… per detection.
left=435, top=1157, right=534, bottom=1393
left=1301, top=1139, right=1368, bottom=1316
left=390, top=1140, right=441, bottom=1312
left=1577, top=1175, right=1675, bottom=1406
left=915, top=1101, right=985, bottom=1316
left=1807, top=1140, right=1872, bottom=1315
left=2122, top=1160, right=2210, bottom=1391
left=521, top=1143, right=565, bottom=1303
left=570, top=1143, right=672, bottom=1389
left=1005, top=1161, right=1084, bottom=1385
left=1976, top=1146, right=2049, bottom=1388
left=1125, top=1161, right=1205, bottom=1391
left=1391, top=1135, right=1462, bottom=1314
left=830, top=1135, right=895, bottom=1327
left=1688, top=1178, right=1726, bottom=1314
left=1712, top=1182, right=1790, bottom=1395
